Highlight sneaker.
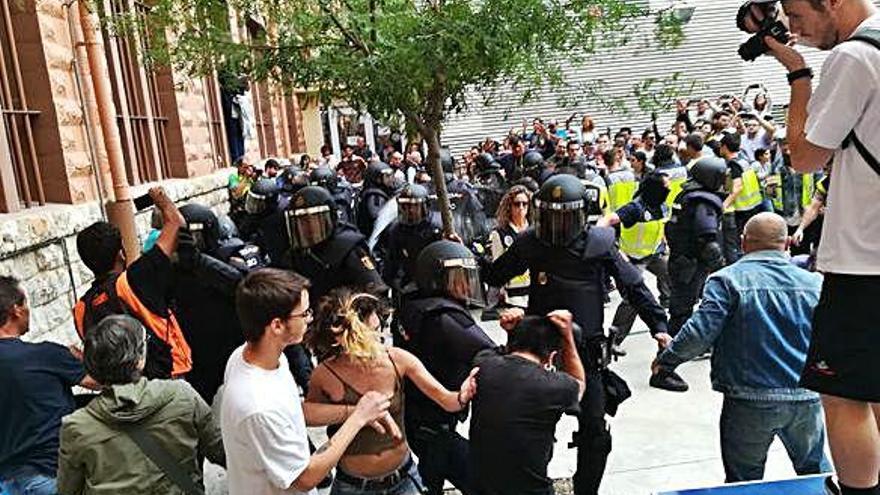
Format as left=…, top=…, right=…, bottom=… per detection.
left=823, top=475, right=841, bottom=495
left=649, top=370, right=689, bottom=392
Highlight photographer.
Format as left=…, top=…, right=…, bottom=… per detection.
left=746, top=0, right=880, bottom=493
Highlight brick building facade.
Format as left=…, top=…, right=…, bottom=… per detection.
left=0, top=0, right=313, bottom=344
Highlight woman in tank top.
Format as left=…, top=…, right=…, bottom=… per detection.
left=304, top=289, right=478, bottom=494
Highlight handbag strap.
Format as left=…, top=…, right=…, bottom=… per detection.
left=122, top=425, right=205, bottom=495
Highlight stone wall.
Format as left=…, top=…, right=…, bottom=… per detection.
left=0, top=169, right=233, bottom=346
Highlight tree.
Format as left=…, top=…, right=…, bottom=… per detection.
left=121, top=0, right=685, bottom=234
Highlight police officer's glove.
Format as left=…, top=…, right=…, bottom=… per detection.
left=699, top=240, right=725, bottom=272
left=176, top=229, right=200, bottom=271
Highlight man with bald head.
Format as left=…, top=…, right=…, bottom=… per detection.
left=652, top=212, right=831, bottom=483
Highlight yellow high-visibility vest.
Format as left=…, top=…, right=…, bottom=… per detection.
left=620, top=219, right=664, bottom=260
left=605, top=170, right=638, bottom=212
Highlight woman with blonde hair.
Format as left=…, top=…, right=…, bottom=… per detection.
left=305, top=289, right=478, bottom=495
left=488, top=185, right=532, bottom=309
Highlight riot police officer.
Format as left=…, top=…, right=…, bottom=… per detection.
left=357, top=161, right=397, bottom=236
left=434, top=150, right=488, bottom=246
left=276, top=185, right=387, bottom=387
left=522, top=150, right=546, bottom=182
left=483, top=174, right=672, bottom=495
left=276, top=165, right=310, bottom=210
left=175, top=204, right=249, bottom=401
left=310, top=165, right=355, bottom=224
left=237, top=177, right=288, bottom=265
left=379, top=184, right=443, bottom=294
left=400, top=240, right=495, bottom=495
left=473, top=152, right=506, bottom=219
left=664, top=156, right=727, bottom=338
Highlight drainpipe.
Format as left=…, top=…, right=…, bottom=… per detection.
left=64, top=0, right=108, bottom=220
left=77, top=0, right=140, bottom=262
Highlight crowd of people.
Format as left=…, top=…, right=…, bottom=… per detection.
left=2, top=0, right=879, bottom=494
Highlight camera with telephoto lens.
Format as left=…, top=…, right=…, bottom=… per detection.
left=736, top=0, right=791, bottom=61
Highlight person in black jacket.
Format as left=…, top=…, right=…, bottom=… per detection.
left=399, top=240, right=495, bottom=495
left=483, top=174, right=673, bottom=495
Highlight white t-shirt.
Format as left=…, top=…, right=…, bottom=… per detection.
left=806, top=13, right=880, bottom=275
left=220, top=346, right=315, bottom=495
left=740, top=129, right=772, bottom=162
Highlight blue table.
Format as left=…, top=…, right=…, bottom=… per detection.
left=657, top=475, right=828, bottom=495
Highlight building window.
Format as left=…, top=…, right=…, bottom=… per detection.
left=203, top=75, right=229, bottom=168
left=247, top=21, right=277, bottom=157
left=0, top=0, right=44, bottom=211
left=102, top=0, right=171, bottom=185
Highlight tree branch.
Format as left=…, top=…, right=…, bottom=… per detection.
left=318, top=0, right=370, bottom=55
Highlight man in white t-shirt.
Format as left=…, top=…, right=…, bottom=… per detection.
left=221, top=269, right=396, bottom=495
left=758, top=0, right=880, bottom=493
left=738, top=114, right=776, bottom=162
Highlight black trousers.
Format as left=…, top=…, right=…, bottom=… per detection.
left=406, top=419, right=477, bottom=495
left=667, top=254, right=710, bottom=336
left=573, top=370, right=613, bottom=495
left=721, top=212, right=741, bottom=265
left=612, top=253, right=671, bottom=344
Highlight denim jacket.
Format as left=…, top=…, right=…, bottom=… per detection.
left=657, top=250, right=822, bottom=401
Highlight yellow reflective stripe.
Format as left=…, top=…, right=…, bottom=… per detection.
left=801, top=174, right=814, bottom=209
left=734, top=169, right=763, bottom=211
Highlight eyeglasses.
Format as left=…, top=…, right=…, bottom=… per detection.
left=289, top=307, right=313, bottom=320
left=513, top=201, right=529, bottom=207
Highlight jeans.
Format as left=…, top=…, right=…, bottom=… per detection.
left=0, top=467, right=57, bottom=495
left=720, top=397, right=832, bottom=483
left=331, top=458, right=424, bottom=495
left=612, top=253, right=671, bottom=344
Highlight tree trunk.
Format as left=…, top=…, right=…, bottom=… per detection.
left=424, top=126, right=456, bottom=237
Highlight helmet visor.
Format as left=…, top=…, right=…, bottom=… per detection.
left=441, top=258, right=485, bottom=308
left=245, top=191, right=269, bottom=215
left=381, top=169, right=396, bottom=188
left=532, top=198, right=586, bottom=246
left=397, top=197, right=426, bottom=225
left=285, top=205, right=334, bottom=249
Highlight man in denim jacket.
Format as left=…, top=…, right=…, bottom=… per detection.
left=652, top=212, right=831, bottom=483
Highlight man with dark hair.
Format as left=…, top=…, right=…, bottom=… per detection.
left=74, top=187, right=192, bottom=380
left=0, top=276, right=96, bottom=495
left=498, top=136, right=527, bottom=179
left=58, top=315, right=225, bottom=494
left=681, top=133, right=705, bottom=168
left=720, top=132, right=766, bottom=260
left=222, top=268, right=394, bottom=495
left=761, top=0, right=880, bottom=492
left=470, top=309, right=584, bottom=495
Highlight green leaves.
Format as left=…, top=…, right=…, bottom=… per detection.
left=104, top=0, right=687, bottom=134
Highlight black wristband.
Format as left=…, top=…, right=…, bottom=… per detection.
left=787, top=67, right=813, bottom=85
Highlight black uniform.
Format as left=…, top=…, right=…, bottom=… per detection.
left=484, top=225, right=667, bottom=495
left=664, top=187, right=725, bottom=335
left=399, top=296, right=494, bottom=495
left=278, top=223, right=386, bottom=304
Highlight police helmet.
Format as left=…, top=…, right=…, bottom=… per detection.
left=439, top=149, right=455, bottom=175
left=277, top=167, right=310, bottom=195
left=285, top=186, right=338, bottom=249
left=474, top=152, right=500, bottom=172
left=689, top=156, right=728, bottom=192
left=397, top=184, right=429, bottom=226
left=245, top=178, right=280, bottom=215
left=532, top=174, right=589, bottom=246
left=310, top=166, right=338, bottom=191
left=365, top=162, right=395, bottom=189
left=523, top=151, right=545, bottom=171
left=179, top=203, right=221, bottom=253
left=415, top=240, right=484, bottom=307
left=217, top=213, right=239, bottom=241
